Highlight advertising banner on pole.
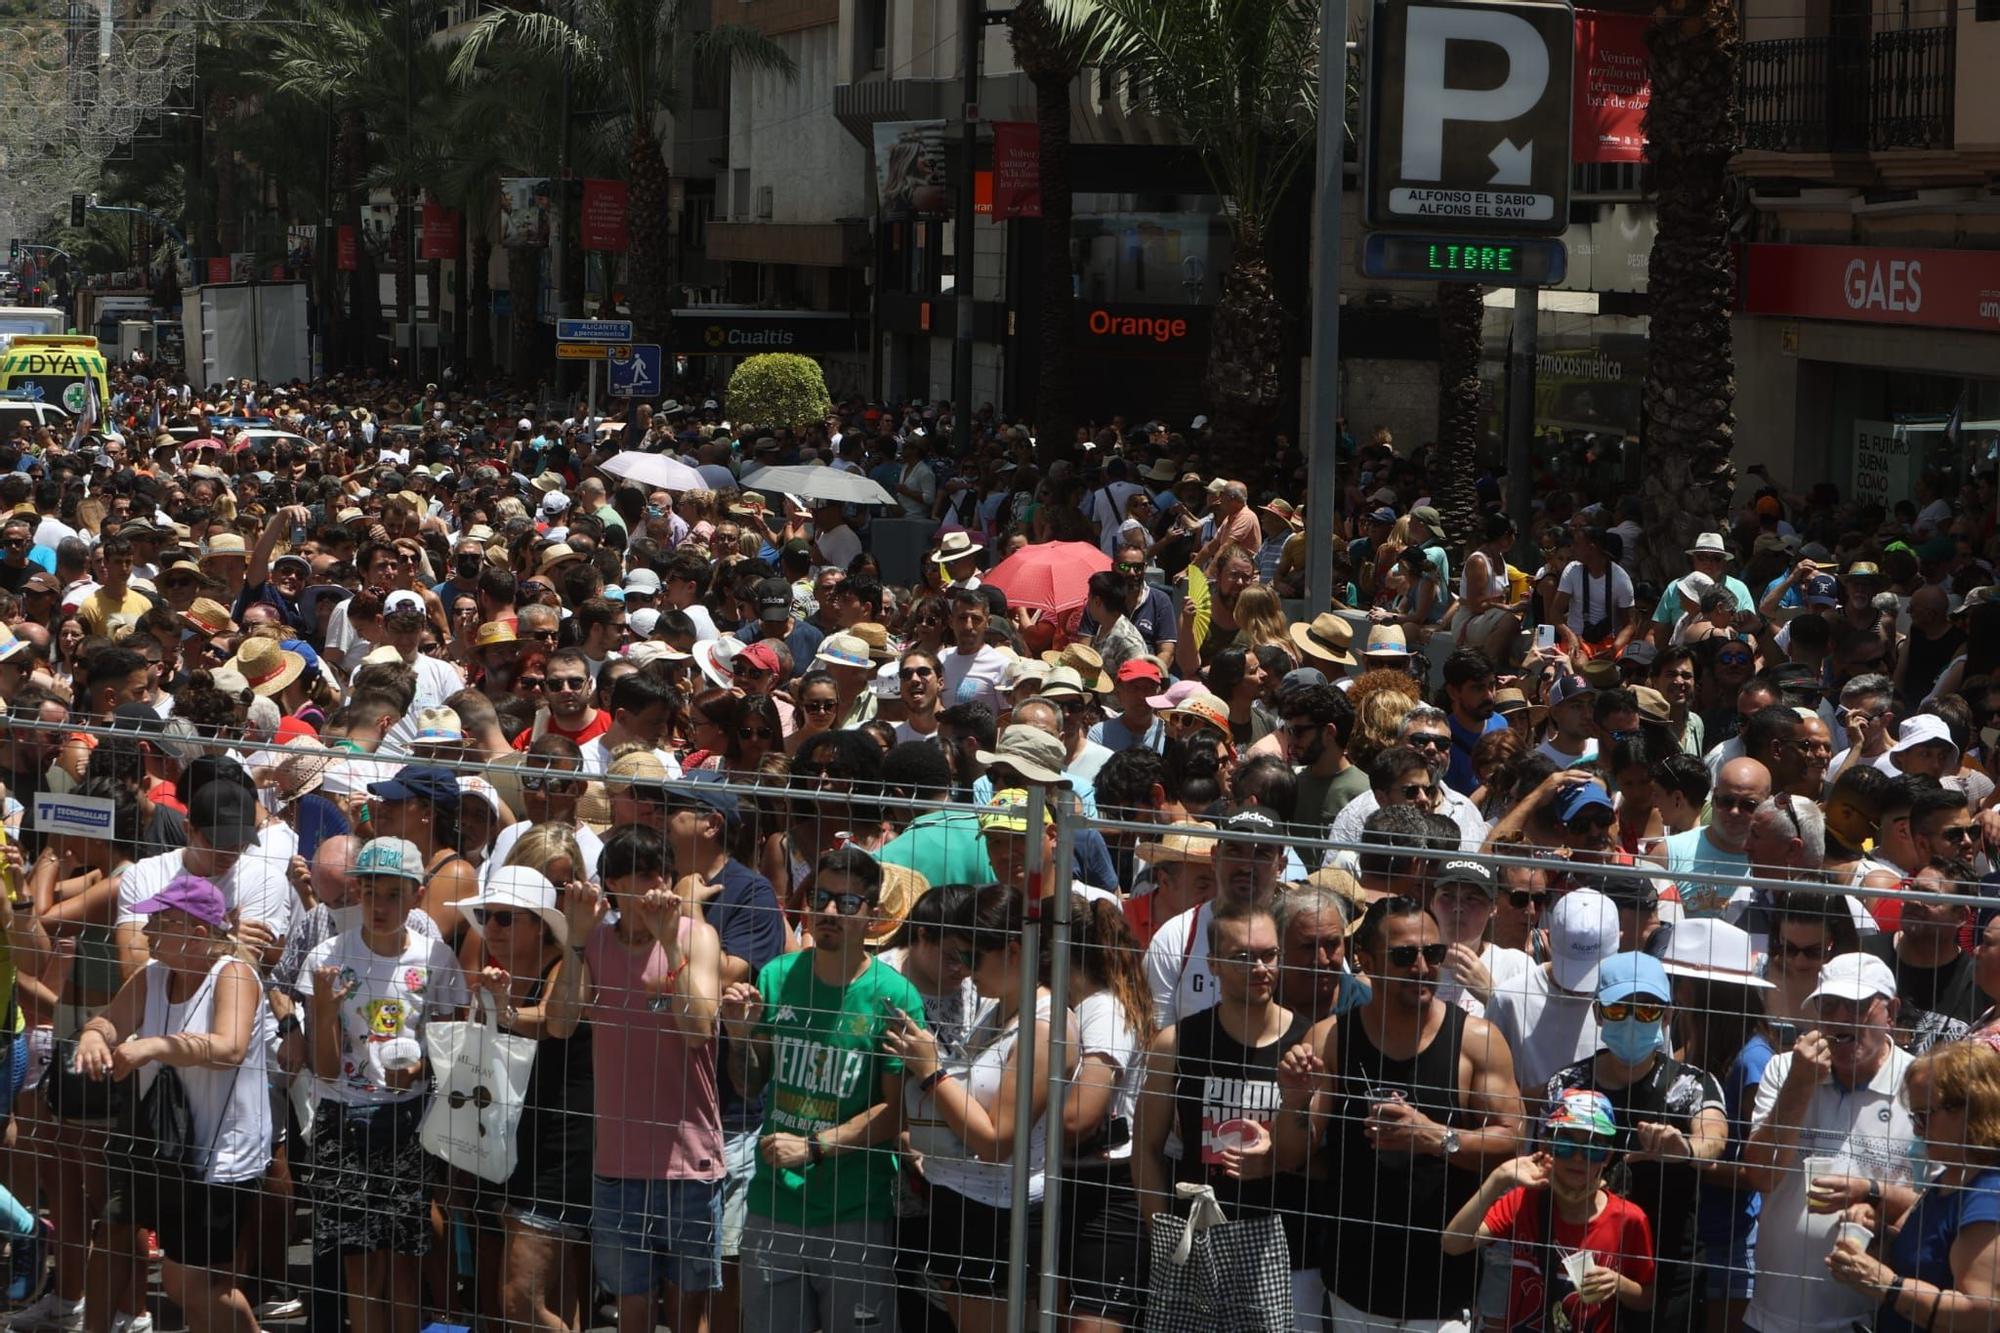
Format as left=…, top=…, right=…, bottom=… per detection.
left=992, top=121, right=1042, bottom=219
left=498, top=178, right=554, bottom=246
left=1573, top=10, right=1651, bottom=163
left=581, top=179, right=630, bottom=252
left=336, top=225, right=358, bottom=272
left=206, top=257, right=231, bottom=284
left=873, top=120, right=949, bottom=217
left=421, top=203, right=460, bottom=259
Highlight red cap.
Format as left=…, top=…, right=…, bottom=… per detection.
left=737, top=641, right=782, bottom=675
left=1116, top=658, right=1164, bottom=684
left=275, top=716, right=319, bottom=744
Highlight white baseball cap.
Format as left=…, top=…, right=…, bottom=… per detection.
left=1550, top=888, right=1622, bottom=992
left=1805, top=952, right=1898, bottom=1009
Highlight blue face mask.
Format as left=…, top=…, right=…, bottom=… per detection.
left=1602, top=1016, right=1662, bottom=1065
left=1335, top=967, right=1373, bottom=1015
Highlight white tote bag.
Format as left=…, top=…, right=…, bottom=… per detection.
left=419, top=996, right=536, bottom=1183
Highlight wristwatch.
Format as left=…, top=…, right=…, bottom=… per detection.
left=1439, top=1128, right=1462, bottom=1157
left=275, top=1013, right=303, bottom=1040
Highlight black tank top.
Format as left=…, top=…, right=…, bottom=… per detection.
left=504, top=961, right=595, bottom=1203
left=1170, top=1005, right=1313, bottom=1266
left=1323, top=1004, right=1479, bottom=1320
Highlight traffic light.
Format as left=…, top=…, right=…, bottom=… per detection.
left=69, top=195, right=85, bottom=227
left=6, top=240, right=15, bottom=267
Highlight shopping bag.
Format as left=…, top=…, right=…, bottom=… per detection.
left=1143, top=1183, right=1294, bottom=1333
left=419, top=997, right=534, bottom=1183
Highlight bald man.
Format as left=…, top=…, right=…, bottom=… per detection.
left=1662, top=756, right=1772, bottom=917
left=1899, top=584, right=1962, bottom=704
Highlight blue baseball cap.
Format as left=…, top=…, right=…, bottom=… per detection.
left=1596, top=951, right=1672, bottom=1005
left=666, top=770, right=740, bottom=831
left=368, top=764, right=462, bottom=808
left=1558, top=781, right=1614, bottom=823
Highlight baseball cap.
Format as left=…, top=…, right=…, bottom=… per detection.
left=1544, top=1089, right=1618, bottom=1140
left=978, top=787, right=1054, bottom=835
left=128, top=872, right=229, bottom=929
left=624, top=568, right=663, bottom=596
left=1548, top=674, right=1596, bottom=708
left=354, top=836, right=427, bottom=883
left=1433, top=859, right=1496, bottom=898
left=737, top=640, right=782, bottom=676
left=666, top=773, right=741, bottom=831
left=1218, top=807, right=1282, bottom=844
left=189, top=781, right=260, bottom=852
left=1558, top=781, right=1615, bottom=823
left=1549, top=888, right=1621, bottom=992
left=1804, top=573, right=1840, bottom=607
left=1595, top=951, right=1672, bottom=1004
left=1805, top=952, right=1898, bottom=1009
left=1116, top=658, right=1164, bottom=685
left=755, top=578, right=792, bottom=620
left=368, top=764, right=463, bottom=808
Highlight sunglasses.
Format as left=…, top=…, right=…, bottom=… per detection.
left=812, top=888, right=874, bottom=916
left=1597, top=1000, right=1665, bottom=1023
left=1548, top=1138, right=1614, bottom=1163
left=1115, top=562, right=1144, bottom=576
left=1284, top=721, right=1321, bottom=738
left=545, top=676, right=588, bottom=692
left=521, top=773, right=577, bottom=792
left=1714, top=795, right=1760, bottom=813
left=1505, top=890, right=1552, bottom=911
left=473, top=908, right=528, bottom=928
left=739, top=727, right=775, bottom=742
left=734, top=664, right=773, bottom=680
left=1937, top=825, right=1980, bottom=844
left=1717, top=652, right=1753, bottom=667
left=1384, top=943, right=1448, bottom=968
left=516, top=675, right=546, bottom=690
left=1406, top=732, right=1451, bottom=750
left=1055, top=698, right=1091, bottom=714
left=1777, top=938, right=1831, bottom=961
left=899, top=666, right=936, bottom=680
left=1568, top=813, right=1615, bottom=832
left=796, top=763, right=850, bottom=780
left=1398, top=782, right=1434, bottom=800
left=1219, top=948, right=1280, bottom=969
left=803, top=699, right=838, bottom=714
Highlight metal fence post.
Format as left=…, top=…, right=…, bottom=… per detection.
left=1037, top=791, right=1078, bottom=1331
left=1005, top=782, right=1049, bottom=1331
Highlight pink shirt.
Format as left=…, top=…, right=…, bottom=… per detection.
left=586, top=917, right=723, bottom=1180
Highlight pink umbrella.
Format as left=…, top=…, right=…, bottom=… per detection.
left=182, top=438, right=222, bottom=451
left=981, top=540, right=1111, bottom=614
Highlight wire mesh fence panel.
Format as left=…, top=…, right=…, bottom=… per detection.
left=0, top=721, right=1990, bottom=1333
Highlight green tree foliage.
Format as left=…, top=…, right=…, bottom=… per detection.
left=726, top=354, right=833, bottom=431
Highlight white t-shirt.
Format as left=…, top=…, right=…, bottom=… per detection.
left=1067, top=738, right=1114, bottom=785
left=1074, top=990, right=1144, bottom=1162
left=1436, top=942, right=1533, bottom=1019
left=939, top=644, right=1009, bottom=713
left=1746, top=1044, right=1916, bottom=1333
left=116, top=846, right=297, bottom=940
left=1482, top=965, right=1599, bottom=1116
left=579, top=739, right=684, bottom=780
left=1558, top=561, right=1635, bottom=637
left=483, top=821, right=606, bottom=890
left=1088, top=481, right=1146, bottom=552
left=1533, top=737, right=1599, bottom=770
left=1145, top=901, right=1219, bottom=1030
left=298, top=927, right=468, bottom=1105
left=892, top=720, right=941, bottom=747
left=1320, top=786, right=1488, bottom=860
left=905, top=993, right=1054, bottom=1205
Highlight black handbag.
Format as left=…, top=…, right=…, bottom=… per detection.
left=44, top=1036, right=134, bottom=1123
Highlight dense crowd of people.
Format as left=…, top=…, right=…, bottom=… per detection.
left=0, top=366, right=1997, bottom=1333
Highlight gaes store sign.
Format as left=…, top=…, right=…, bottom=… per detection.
left=1739, top=243, right=2000, bottom=332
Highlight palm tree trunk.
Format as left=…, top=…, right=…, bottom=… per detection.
left=1031, top=68, right=1075, bottom=450
left=1203, top=222, right=1286, bottom=470
left=507, top=243, right=541, bottom=377
left=339, top=110, right=383, bottom=371
left=627, top=120, right=674, bottom=347
left=394, top=191, right=415, bottom=338
left=468, top=229, right=492, bottom=374
left=1639, top=0, right=1741, bottom=583
left=1432, top=282, right=1485, bottom=557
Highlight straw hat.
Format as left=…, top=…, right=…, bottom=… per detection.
left=1162, top=691, right=1230, bottom=734
left=1301, top=866, right=1371, bottom=934
left=200, top=533, right=248, bottom=564
left=179, top=598, right=236, bottom=637
left=1361, top=624, right=1412, bottom=658
left=933, top=531, right=985, bottom=564
left=272, top=739, right=335, bottom=804
left=1040, top=642, right=1113, bottom=693
left=1133, top=820, right=1218, bottom=865
left=1036, top=666, right=1091, bottom=702
left=474, top=621, right=519, bottom=651
left=851, top=622, right=897, bottom=661
left=536, top=543, right=584, bottom=577
left=1289, top=613, right=1357, bottom=668
left=230, top=637, right=305, bottom=697
left=410, top=707, right=464, bottom=747
left=869, top=862, right=929, bottom=942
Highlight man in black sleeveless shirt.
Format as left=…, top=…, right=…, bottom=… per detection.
left=1276, top=897, right=1524, bottom=1332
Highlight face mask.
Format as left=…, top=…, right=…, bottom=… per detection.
left=1908, top=1134, right=1933, bottom=1181
left=328, top=904, right=363, bottom=934
left=1334, top=966, right=1373, bottom=1015
left=1602, top=1016, right=1662, bottom=1065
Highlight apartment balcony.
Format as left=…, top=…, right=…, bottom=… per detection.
left=1738, top=24, right=1955, bottom=175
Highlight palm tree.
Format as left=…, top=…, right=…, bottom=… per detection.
left=1091, top=0, right=1321, bottom=467
left=1638, top=0, right=1741, bottom=582
left=1008, top=0, right=1120, bottom=445
left=450, top=0, right=796, bottom=349
left=1430, top=283, right=1483, bottom=555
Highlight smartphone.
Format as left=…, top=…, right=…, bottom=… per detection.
left=1534, top=624, right=1557, bottom=652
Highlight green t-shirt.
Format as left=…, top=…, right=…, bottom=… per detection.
left=1295, top=764, right=1371, bottom=830
left=749, top=950, right=926, bottom=1226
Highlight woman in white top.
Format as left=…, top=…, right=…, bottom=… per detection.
left=75, top=872, right=271, bottom=1333
left=1059, top=896, right=1154, bottom=1333
left=886, top=885, right=1077, bottom=1333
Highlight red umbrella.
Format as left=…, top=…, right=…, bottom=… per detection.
left=982, top=540, right=1111, bottom=614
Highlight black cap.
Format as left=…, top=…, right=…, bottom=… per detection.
left=755, top=577, right=791, bottom=617
left=1219, top=806, right=1282, bottom=841
left=189, top=781, right=259, bottom=852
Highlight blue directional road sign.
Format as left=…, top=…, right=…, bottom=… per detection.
left=607, top=343, right=663, bottom=399
left=556, top=318, right=633, bottom=342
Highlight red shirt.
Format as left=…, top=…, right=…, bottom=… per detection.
left=511, top=708, right=611, bottom=751
left=1481, top=1185, right=1656, bottom=1333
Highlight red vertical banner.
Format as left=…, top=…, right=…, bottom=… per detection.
left=581, top=179, right=630, bottom=252
left=992, top=121, right=1042, bottom=219
left=336, top=225, right=359, bottom=272
left=1573, top=11, right=1652, bottom=162
left=420, top=203, right=460, bottom=259
left=206, top=257, right=231, bottom=284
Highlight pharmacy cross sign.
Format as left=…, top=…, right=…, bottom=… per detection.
left=1364, top=0, right=1575, bottom=235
